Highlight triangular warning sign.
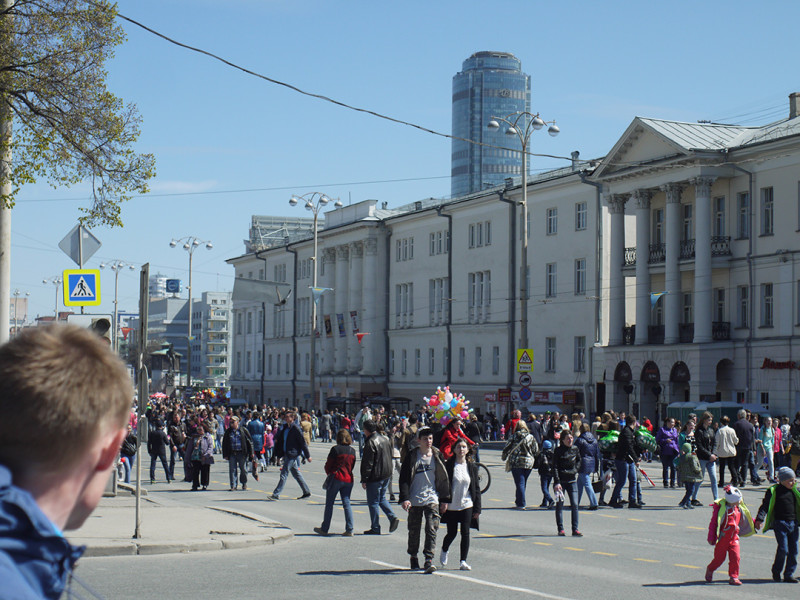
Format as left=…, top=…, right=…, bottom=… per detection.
left=519, top=351, right=533, bottom=364
left=70, top=276, right=95, bottom=298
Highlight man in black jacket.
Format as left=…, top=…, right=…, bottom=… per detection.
left=732, top=409, right=756, bottom=487
left=270, top=411, right=311, bottom=500
left=609, top=415, right=642, bottom=509
left=222, top=416, right=254, bottom=491
left=361, top=420, right=400, bottom=535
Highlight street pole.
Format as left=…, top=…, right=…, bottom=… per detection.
left=101, top=261, right=135, bottom=354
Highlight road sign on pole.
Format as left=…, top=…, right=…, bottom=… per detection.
left=516, top=349, right=533, bottom=373
left=58, top=224, right=101, bottom=267
left=63, top=269, right=101, bottom=306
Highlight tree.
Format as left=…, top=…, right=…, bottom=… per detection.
left=0, top=0, right=155, bottom=342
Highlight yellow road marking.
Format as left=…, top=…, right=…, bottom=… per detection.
left=564, top=547, right=584, bottom=551
left=533, top=542, right=552, bottom=546
left=687, top=526, right=704, bottom=530
left=627, top=518, right=644, bottom=522
left=592, top=551, right=617, bottom=556
left=674, top=564, right=701, bottom=569
left=599, top=514, right=618, bottom=518
left=489, top=498, right=503, bottom=502
left=657, top=522, right=676, bottom=526
left=635, top=558, right=660, bottom=563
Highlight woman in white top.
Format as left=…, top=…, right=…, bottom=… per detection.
left=440, top=438, right=481, bottom=571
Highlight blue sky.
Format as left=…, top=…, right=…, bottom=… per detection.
left=10, top=0, right=799, bottom=320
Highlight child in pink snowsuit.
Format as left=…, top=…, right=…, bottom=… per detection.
left=706, top=485, right=753, bottom=585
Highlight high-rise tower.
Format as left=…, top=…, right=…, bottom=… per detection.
left=451, top=51, right=530, bottom=197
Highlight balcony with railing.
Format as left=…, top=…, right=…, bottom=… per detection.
left=618, top=321, right=730, bottom=345
left=623, top=236, right=731, bottom=267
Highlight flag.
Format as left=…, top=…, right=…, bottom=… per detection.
left=650, top=291, right=667, bottom=307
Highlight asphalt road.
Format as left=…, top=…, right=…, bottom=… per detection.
left=76, top=442, right=791, bottom=600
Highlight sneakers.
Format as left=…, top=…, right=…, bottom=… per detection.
left=628, top=502, right=643, bottom=509
left=572, top=530, right=583, bottom=537
left=423, top=560, right=436, bottom=574
left=299, top=492, right=311, bottom=499
left=558, top=530, right=566, bottom=536
left=440, top=550, right=448, bottom=566
left=342, top=530, right=354, bottom=537
left=608, top=500, right=624, bottom=509
left=459, top=560, right=471, bottom=571
left=690, top=499, right=702, bottom=507
left=363, top=529, right=381, bottom=535
left=270, top=493, right=279, bottom=500
left=705, top=568, right=713, bottom=583
left=410, top=556, right=420, bottom=570
left=389, top=517, right=400, bottom=533
left=313, top=526, right=329, bottom=536
left=390, top=494, right=396, bottom=502
left=729, top=577, right=742, bottom=586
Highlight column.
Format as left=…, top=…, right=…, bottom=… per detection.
left=321, top=248, right=336, bottom=374
left=662, top=183, right=683, bottom=344
left=334, top=245, right=349, bottom=372
left=693, top=177, right=715, bottom=343
left=634, top=189, right=652, bottom=345
left=607, top=194, right=627, bottom=345
left=347, top=242, right=363, bottom=373
left=361, top=237, right=378, bottom=374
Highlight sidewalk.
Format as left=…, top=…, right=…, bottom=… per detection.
left=68, top=485, right=292, bottom=557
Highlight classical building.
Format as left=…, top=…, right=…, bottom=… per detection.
left=451, top=51, right=531, bottom=197
left=592, top=93, right=800, bottom=419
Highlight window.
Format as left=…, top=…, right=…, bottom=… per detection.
left=546, top=208, right=558, bottom=235
left=236, top=312, right=242, bottom=334
left=276, top=353, right=281, bottom=374
left=713, top=196, right=726, bottom=236
left=395, top=237, right=414, bottom=261
left=286, top=353, right=290, bottom=374
left=652, top=209, right=664, bottom=244
left=575, top=202, right=587, bottom=231
left=468, top=221, right=491, bottom=248
left=683, top=293, right=693, bottom=324
left=443, top=347, right=449, bottom=376
left=430, top=233, right=436, bottom=256
left=761, top=283, right=773, bottom=327
left=246, top=311, right=253, bottom=334
left=414, top=349, right=421, bottom=376
left=257, top=309, right=263, bottom=333
left=395, top=283, right=414, bottom=328
left=682, top=204, right=693, bottom=240
left=305, top=353, right=310, bottom=375
left=389, top=350, right=395, bottom=375
left=235, top=351, right=241, bottom=375
left=545, top=338, right=556, bottom=372
left=761, top=187, right=774, bottom=235
left=574, top=336, right=586, bottom=372
left=738, top=286, right=749, bottom=328
left=714, top=288, right=725, bottom=322
left=428, top=348, right=435, bottom=376
left=401, top=350, right=407, bottom=375
left=268, top=354, right=273, bottom=375
left=468, top=271, right=491, bottom=323
left=475, top=347, right=482, bottom=375
left=574, top=258, right=586, bottom=295
left=246, top=351, right=252, bottom=374
left=492, top=346, right=500, bottom=375
left=458, top=347, right=465, bottom=377
left=256, top=350, right=262, bottom=373
left=737, top=192, right=750, bottom=238
left=760, top=392, right=770, bottom=409
left=546, top=263, right=557, bottom=297
left=429, top=278, right=450, bottom=326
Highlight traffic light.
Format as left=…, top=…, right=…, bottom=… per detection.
left=66, top=314, right=114, bottom=347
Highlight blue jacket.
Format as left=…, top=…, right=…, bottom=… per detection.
left=247, top=419, right=265, bottom=452
left=575, top=432, right=600, bottom=475
left=0, top=464, right=83, bottom=599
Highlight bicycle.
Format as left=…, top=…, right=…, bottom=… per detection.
left=475, top=461, right=491, bottom=494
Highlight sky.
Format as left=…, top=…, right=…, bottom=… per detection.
left=9, top=0, right=800, bottom=322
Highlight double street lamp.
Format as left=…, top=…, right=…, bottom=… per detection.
left=42, top=276, right=63, bottom=319
left=170, top=236, right=212, bottom=388
left=487, top=112, right=559, bottom=350
left=289, top=192, right=341, bottom=410
left=100, top=260, right=136, bottom=353
left=11, top=288, right=29, bottom=335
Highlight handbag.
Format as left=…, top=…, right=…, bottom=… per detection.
left=591, top=473, right=604, bottom=494
left=322, top=473, right=334, bottom=490
left=503, top=435, right=528, bottom=472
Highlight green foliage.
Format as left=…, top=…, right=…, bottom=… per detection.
left=0, top=0, right=155, bottom=227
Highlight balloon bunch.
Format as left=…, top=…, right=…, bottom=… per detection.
left=424, top=386, right=472, bottom=425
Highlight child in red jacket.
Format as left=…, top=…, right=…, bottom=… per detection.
left=706, top=485, right=754, bottom=585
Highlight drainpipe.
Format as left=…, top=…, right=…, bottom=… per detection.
left=580, top=171, right=604, bottom=416
left=436, top=206, right=454, bottom=387
left=285, top=242, right=299, bottom=405
left=724, top=156, right=754, bottom=404
left=383, top=223, right=392, bottom=397
left=255, top=250, right=269, bottom=403
left=496, top=184, right=518, bottom=392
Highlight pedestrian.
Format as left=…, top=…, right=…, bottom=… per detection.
left=754, top=466, right=800, bottom=583
left=389, top=418, right=406, bottom=502
left=168, top=411, right=188, bottom=482
left=314, top=429, right=356, bottom=537
left=187, top=422, right=215, bottom=490
left=119, top=423, right=138, bottom=484
left=656, top=417, right=679, bottom=488
left=575, top=422, right=600, bottom=510
left=0, top=325, right=132, bottom=599
left=538, top=439, right=556, bottom=508
left=761, top=416, right=776, bottom=484
left=716, top=415, right=739, bottom=487
left=732, top=409, right=756, bottom=487
left=438, top=416, right=475, bottom=460
left=361, top=419, right=400, bottom=535
left=502, top=421, right=539, bottom=510
left=247, top=412, right=266, bottom=471
left=440, top=438, right=481, bottom=571
left=320, top=410, right=333, bottom=443
left=678, top=442, right=703, bottom=508
left=222, top=416, right=254, bottom=491
left=610, top=414, right=643, bottom=509
left=695, top=411, right=719, bottom=503
left=147, top=418, right=172, bottom=485
left=705, top=485, right=754, bottom=586
left=553, top=429, right=582, bottom=536
left=271, top=411, right=312, bottom=500
left=399, top=426, right=451, bottom=574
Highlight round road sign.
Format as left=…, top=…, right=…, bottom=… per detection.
left=519, top=373, right=532, bottom=387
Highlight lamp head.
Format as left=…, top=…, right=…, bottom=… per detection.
left=305, top=202, right=313, bottom=211
left=334, top=199, right=343, bottom=208
left=487, top=120, right=500, bottom=130
left=192, top=239, right=200, bottom=247
left=548, top=124, right=560, bottom=137
left=205, top=242, right=213, bottom=250
left=505, top=126, right=517, bottom=136
left=289, top=196, right=299, bottom=206
left=532, top=116, right=545, bottom=130
left=319, top=195, right=330, bottom=205
left=169, top=240, right=177, bottom=248
left=183, top=243, right=190, bottom=250
left=99, top=263, right=106, bottom=269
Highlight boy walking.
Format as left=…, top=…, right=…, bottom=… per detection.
left=399, top=427, right=451, bottom=573
left=754, top=466, right=800, bottom=583
left=705, top=485, right=754, bottom=585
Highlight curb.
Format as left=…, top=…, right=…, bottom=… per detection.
left=80, top=532, right=293, bottom=558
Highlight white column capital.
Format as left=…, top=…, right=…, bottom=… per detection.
left=607, top=194, right=628, bottom=214
left=364, top=237, right=378, bottom=255
left=660, top=183, right=684, bottom=204
left=350, top=241, right=364, bottom=259
left=691, top=177, right=716, bottom=197
left=632, top=189, right=653, bottom=210
left=336, top=244, right=349, bottom=261
left=322, top=248, right=336, bottom=264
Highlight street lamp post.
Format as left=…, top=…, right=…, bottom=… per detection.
left=289, top=192, right=341, bottom=410
left=170, top=236, right=212, bottom=389
left=100, top=260, right=136, bottom=354
left=42, top=276, right=63, bottom=319
left=11, top=288, right=28, bottom=336
left=487, top=112, right=559, bottom=350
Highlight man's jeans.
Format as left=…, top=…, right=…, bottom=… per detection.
left=695, top=459, right=719, bottom=501
left=149, top=452, right=170, bottom=482
left=321, top=479, right=353, bottom=533
left=576, top=472, right=598, bottom=507
left=511, top=467, right=532, bottom=508
left=228, top=452, right=248, bottom=488
left=611, top=460, right=637, bottom=503
left=407, top=503, right=440, bottom=561
left=272, top=456, right=310, bottom=497
left=773, top=519, right=799, bottom=578
left=365, top=478, right=396, bottom=532
left=540, top=473, right=553, bottom=505
left=555, top=480, right=579, bottom=533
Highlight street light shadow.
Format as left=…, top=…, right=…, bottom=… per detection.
left=298, top=568, right=407, bottom=577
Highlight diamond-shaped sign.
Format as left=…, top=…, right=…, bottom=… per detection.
left=59, top=224, right=101, bottom=267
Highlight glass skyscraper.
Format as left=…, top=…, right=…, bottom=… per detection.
left=451, top=51, right=531, bottom=197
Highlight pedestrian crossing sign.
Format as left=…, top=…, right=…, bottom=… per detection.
left=516, top=349, right=534, bottom=373
left=63, top=269, right=101, bottom=306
